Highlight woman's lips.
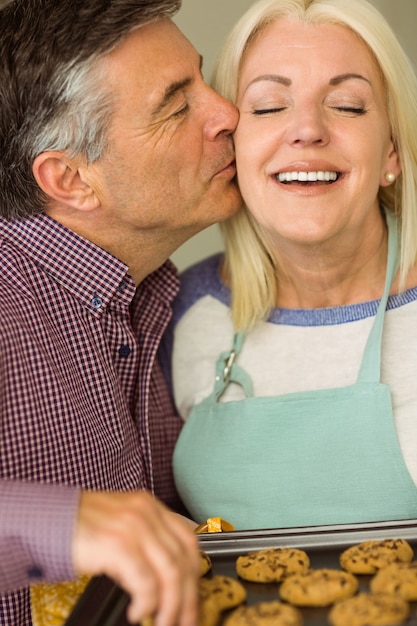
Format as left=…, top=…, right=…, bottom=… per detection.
left=275, top=170, right=341, bottom=184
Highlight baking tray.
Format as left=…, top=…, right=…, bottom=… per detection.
left=64, top=518, right=417, bottom=625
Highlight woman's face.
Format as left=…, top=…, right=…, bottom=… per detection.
left=234, top=18, right=401, bottom=250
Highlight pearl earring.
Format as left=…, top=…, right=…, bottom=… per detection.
left=385, top=172, right=396, bottom=184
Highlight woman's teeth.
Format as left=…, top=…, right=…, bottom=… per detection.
left=276, top=171, right=339, bottom=183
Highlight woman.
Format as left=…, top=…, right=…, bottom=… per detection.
left=166, top=0, right=417, bottom=530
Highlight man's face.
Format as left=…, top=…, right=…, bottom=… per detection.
left=88, top=18, right=241, bottom=243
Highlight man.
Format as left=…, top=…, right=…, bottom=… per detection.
left=0, top=0, right=241, bottom=624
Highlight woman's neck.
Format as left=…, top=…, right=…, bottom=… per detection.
left=272, top=222, right=390, bottom=309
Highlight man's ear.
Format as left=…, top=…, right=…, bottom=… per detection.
left=32, top=151, right=100, bottom=211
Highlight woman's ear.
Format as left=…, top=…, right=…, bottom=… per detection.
left=32, top=151, right=100, bottom=211
left=380, top=141, right=401, bottom=187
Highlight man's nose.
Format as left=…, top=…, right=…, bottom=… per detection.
left=204, top=87, right=239, bottom=140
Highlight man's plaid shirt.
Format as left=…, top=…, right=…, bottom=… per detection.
left=0, top=213, right=184, bottom=625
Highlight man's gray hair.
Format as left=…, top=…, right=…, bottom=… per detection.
left=0, top=0, right=182, bottom=219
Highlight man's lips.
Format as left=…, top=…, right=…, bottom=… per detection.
left=274, top=170, right=341, bottom=185
left=215, top=158, right=237, bottom=177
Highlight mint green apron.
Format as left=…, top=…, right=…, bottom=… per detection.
left=173, top=211, right=417, bottom=529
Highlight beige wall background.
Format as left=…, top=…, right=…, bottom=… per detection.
left=171, top=0, right=417, bottom=271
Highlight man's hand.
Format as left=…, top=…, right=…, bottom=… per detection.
left=73, top=491, right=199, bottom=626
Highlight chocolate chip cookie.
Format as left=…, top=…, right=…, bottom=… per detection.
left=224, top=600, right=303, bottom=626
left=328, top=592, right=410, bottom=626
left=340, top=539, right=414, bottom=574
left=236, top=547, right=310, bottom=583
left=279, top=568, right=358, bottom=607
left=370, top=561, right=417, bottom=600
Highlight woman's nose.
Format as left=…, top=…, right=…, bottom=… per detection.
left=286, top=106, right=330, bottom=148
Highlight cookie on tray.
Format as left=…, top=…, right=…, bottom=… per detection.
left=340, top=539, right=414, bottom=574
left=199, top=575, right=247, bottom=611
left=224, top=600, right=303, bottom=626
left=328, top=592, right=410, bottom=626
left=199, top=596, right=222, bottom=626
left=199, top=550, right=212, bottom=576
left=370, top=561, right=417, bottom=600
left=236, top=547, right=310, bottom=583
left=279, top=568, right=358, bottom=607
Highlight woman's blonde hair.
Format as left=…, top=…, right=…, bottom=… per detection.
left=212, top=0, right=417, bottom=331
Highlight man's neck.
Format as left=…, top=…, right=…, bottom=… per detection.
left=45, top=205, right=198, bottom=285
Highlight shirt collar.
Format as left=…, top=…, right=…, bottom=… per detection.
left=141, top=257, right=180, bottom=305
left=0, top=213, right=180, bottom=312
left=1, top=214, right=129, bottom=313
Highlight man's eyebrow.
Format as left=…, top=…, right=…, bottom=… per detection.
left=329, top=73, right=371, bottom=86
left=152, top=55, right=203, bottom=118
left=152, top=77, right=192, bottom=117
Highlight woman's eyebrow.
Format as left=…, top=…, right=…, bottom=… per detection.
left=329, top=73, right=371, bottom=86
left=247, top=73, right=371, bottom=86
left=242, top=72, right=372, bottom=96
left=246, top=74, right=292, bottom=89
left=241, top=74, right=291, bottom=98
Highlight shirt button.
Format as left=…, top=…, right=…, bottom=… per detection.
left=118, top=279, right=128, bottom=292
left=91, top=296, right=103, bottom=309
left=27, top=566, right=43, bottom=580
left=119, top=345, right=132, bottom=358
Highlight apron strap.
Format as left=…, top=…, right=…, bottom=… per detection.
left=357, top=209, right=400, bottom=383
left=213, top=332, right=254, bottom=400
left=213, top=210, right=399, bottom=393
